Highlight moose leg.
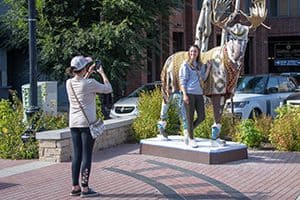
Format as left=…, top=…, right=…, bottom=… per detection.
left=157, top=96, right=173, bottom=140
left=210, top=94, right=226, bottom=140
left=172, top=92, right=188, bottom=130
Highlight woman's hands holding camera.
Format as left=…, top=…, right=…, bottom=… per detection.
left=84, top=60, right=109, bottom=84
left=86, top=60, right=104, bottom=74
left=84, top=60, right=104, bottom=79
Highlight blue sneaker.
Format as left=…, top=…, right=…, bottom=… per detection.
left=211, top=124, right=221, bottom=140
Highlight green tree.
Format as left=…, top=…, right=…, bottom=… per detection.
left=0, top=0, right=182, bottom=97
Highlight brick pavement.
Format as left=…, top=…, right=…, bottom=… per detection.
left=0, top=143, right=299, bottom=200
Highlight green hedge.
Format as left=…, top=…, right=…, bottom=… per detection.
left=0, top=92, right=37, bottom=159
left=269, top=105, right=300, bottom=151
left=131, top=89, right=300, bottom=152
left=0, top=91, right=69, bottom=159
left=194, top=104, right=237, bottom=139
left=132, top=88, right=180, bottom=141
left=132, top=89, right=236, bottom=141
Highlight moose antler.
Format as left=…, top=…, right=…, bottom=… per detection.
left=240, top=0, right=270, bottom=29
left=212, top=0, right=233, bottom=29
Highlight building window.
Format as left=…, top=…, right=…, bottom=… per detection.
left=268, top=36, right=300, bottom=73
left=290, top=0, right=299, bottom=16
left=269, top=0, right=300, bottom=17
left=269, top=0, right=278, bottom=17
left=279, top=0, right=289, bottom=16
left=173, top=32, right=184, bottom=53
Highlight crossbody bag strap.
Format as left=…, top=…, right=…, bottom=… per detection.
left=69, top=80, right=90, bottom=124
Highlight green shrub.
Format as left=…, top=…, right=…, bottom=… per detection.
left=269, top=105, right=300, bottom=151
left=96, top=95, right=104, bottom=120
left=253, top=114, right=273, bottom=143
left=0, top=91, right=70, bottom=159
left=194, top=104, right=238, bottom=139
left=132, top=88, right=180, bottom=141
left=35, top=112, right=68, bottom=131
left=0, top=91, right=38, bottom=159
left=0, top=89, right=109, bottom=159
left=133, top=93, right=237, bottom=141
left=193, top=104, right=213, bottom=139
left=234, top=119, right=264, bottom=148
left=220, top=111, right=240, bottom=140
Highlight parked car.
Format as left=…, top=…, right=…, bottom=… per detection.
left=280, top=72, right=300, bottom=90
left=281, top=73, right=300, bottom=107
left=285, top=92, right=300, bottom=107
left=109, top=82, right=161, bottom=118
left=225, top=74, right=297, bottom=119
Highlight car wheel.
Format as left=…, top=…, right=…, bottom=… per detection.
left=249, top=108, right=261, bottom=119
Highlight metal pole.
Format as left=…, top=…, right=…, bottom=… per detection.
left=22, top=0, right=39, bottom=143
left=28, top=0, right=37, bottom=108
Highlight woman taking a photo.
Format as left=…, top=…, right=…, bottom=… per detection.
left=66, top=56, right=112, bottom=198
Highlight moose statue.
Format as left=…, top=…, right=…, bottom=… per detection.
left=157, top=0, right=269, bottom=144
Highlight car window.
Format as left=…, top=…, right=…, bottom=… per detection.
left=266, top=77, right=279, bottom=93
left=236, top=76, right=267, bottom=94
left=294, top=75, right=300, bottom=85
left=280, top=73, right=300, bottom=86
left=289, top=75, right=300, bottom=86
left=278, top=77, right=295, bottom=92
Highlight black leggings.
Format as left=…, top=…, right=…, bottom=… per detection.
left=184, top=94, right=205, bottom=139
left=71, top=127, right=95, bottom=188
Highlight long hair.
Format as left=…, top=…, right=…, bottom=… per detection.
left=187, top=44, right=201, bottom=67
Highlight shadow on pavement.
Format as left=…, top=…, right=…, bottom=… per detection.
left=0, top=182, right=20, bottom=190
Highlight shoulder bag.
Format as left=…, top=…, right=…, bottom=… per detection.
left=70, top=81, right=105, bottom=139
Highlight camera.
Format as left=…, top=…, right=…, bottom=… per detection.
left=95, top=60, right=102, bottom=70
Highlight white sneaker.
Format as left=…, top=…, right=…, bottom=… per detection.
left=183, top=130, right=189, bottom=145
left=216, top=138, right=226, bottom=147
left=157, top=134, right=168, bottom=141
left=189, top=139, right=198, bottom=148
left=210, top=138, right=226, bottom=147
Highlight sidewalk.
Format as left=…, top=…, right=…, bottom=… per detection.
left=0, top=143, right=299, bottom=200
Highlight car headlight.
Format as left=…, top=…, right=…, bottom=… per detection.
left=233, top=101, right=249, bottom=108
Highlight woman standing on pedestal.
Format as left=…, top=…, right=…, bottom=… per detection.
left=179, top=45, right=211, bottom=148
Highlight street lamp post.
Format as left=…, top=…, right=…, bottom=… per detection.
left=28, top=0, right=37, bottom=108
left=22, top=0, right=39, bottom=143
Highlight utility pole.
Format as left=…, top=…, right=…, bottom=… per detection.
left=22, top=0, right=39, bottom=142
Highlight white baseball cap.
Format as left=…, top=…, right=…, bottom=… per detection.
left=70, top=56, right=93, bottom=71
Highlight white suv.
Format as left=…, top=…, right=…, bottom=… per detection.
left=225, top=74, right=297, bottom=119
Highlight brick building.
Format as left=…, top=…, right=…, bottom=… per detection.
left=138, top=0, right=300, bottom=94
